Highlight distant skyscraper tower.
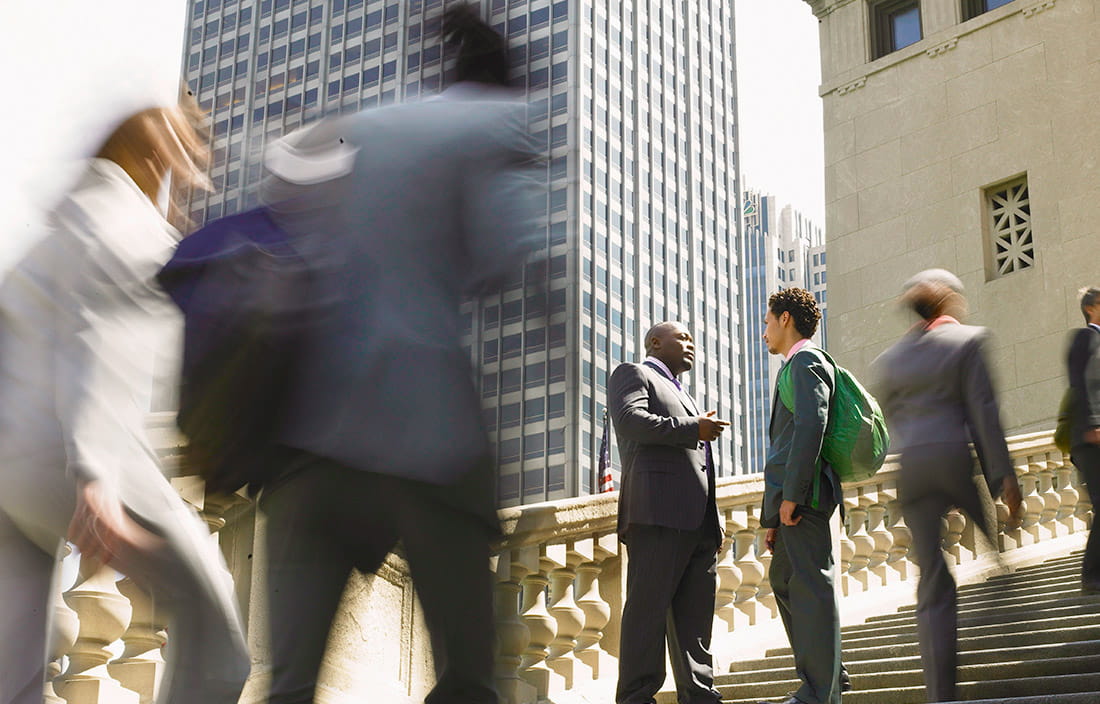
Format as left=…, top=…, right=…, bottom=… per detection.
left=740, top=188, right=826, bottom=473
left=182, top=0, right=746, bottom=506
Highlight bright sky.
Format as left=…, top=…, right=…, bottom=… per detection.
left=0, top=1, right=825, bottom=261
left=734, top=0, right=826, bottom=224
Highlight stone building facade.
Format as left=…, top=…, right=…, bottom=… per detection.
left=804, top=0, right=1100, bottom=432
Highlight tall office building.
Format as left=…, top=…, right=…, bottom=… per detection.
left=740, top=188, right=826, bottom=473
left=182, top=0, right=745, bottom=506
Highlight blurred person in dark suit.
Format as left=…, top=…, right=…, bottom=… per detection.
left=250, top=5, right=544, bottom=704
left=609, top=321, right=728, bottom=704
left=0, top=102, right=249, bottom=704
left=1067, top=287, right=1100, bottom=593
left=870, top=269, right=1022, bottom=703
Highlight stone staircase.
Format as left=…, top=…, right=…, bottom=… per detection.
left=717, top=551, right=1100, bottom=704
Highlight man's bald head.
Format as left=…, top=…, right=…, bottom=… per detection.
left=644, top=321, right=695, bottom=375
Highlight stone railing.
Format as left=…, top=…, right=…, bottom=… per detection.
left=488, top=430, right=1092, bottom=704
left=44, top=430, right=1091, bottom=704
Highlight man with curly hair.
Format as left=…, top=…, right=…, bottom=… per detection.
left=758, top=288, right=844, bottom=704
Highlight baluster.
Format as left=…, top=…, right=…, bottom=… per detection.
left=519, top=548, right=563, bottom=696
left=46, top=545, right=80, bottom=704
left=1019, top=460, right=1045, bottom=543
left=56, top=557, right=139, bottom=704
left=735, top=507, right=766, bottom=623
left=574, top=534, right=617, bottom=679
left=838, top=496, right=856, bottom=597
left=713, top=507, right=742, bottom=632
left=866, top=486, right=893, bottom=586
left=1037, top=456, right=1063, bottom=538
left=886, top=496, right=912, bottom=581
left=1056, top=464, right=1082, bottom=527
left=495, top=548, right=536, bottom=704
left=546, top=542, right=592, bottom=688
left=846, top=495, right=873, bottom=592
left=107, top=579, right=167, bottom=704
left=942, top=509, right=967, bottom=567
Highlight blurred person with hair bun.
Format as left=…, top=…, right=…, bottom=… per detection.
left=870, top=269, right=1022, bottom=703
left=0, top=99, right=249, bottom=704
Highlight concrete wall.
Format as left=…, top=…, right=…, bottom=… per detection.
left=808, top=0, right=1100, bottom=432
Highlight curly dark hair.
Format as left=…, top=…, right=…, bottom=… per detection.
left=768, top=288, right=821, bottom=339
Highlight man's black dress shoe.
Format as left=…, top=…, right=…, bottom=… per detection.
left=840, top=665, right=853, bottom=692
left=756, top=697, right=805, bottom=704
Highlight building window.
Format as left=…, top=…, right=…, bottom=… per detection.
left=984, top=174, right=1034, bottom=279
left=962, top=0, right=1015, bottom=20
left=871, top=0, right=922, bottom=59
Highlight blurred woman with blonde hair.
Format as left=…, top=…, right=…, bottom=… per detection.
left=0, top=98, right=249, bottom=704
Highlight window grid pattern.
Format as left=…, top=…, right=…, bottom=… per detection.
left=182, top=0, right=746, bottom=507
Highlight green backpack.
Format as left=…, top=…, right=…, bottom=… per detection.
left=778, top=346, right=890, bottom=484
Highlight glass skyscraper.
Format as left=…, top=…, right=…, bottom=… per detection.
left=741, top=188, right=826, bottom=474
left=182, top=0, right=747, bottom=507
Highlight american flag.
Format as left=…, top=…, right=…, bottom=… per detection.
left=598, top=409, right=614, bottom=493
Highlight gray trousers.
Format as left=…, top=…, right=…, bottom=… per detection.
left=1071, top=443, right=1100, bottom=583
left=615, top=523, right=721, bottom=704
left=258, top=453, right=498, bottom=704
left=770, top=507, right=842, bottom=704
left=0, top=463, right=249, bottom=704
left=898, top=442, right=987, bottom=704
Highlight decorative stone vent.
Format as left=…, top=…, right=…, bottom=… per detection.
left=985, top=175, right=1034, bottom=279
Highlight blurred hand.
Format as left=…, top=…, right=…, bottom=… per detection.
left=780, top=500, right=802, bottom=527
left=68, top=481, right=162, bottom=568
left=765, top=528, right=777, bottom=553
left=1086, top=428, right=1100, bottom=445
left=698, top=410, right=730, bottom=442
left=1001, top=475, right=1023, bottom=528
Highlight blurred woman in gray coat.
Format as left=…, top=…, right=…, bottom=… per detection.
left=870, top=269, right=1022, bottom=703
left=0, top=102, right=248, bottom=704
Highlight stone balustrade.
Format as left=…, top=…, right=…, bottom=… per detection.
left=43, top=430, right=1093, bottom=704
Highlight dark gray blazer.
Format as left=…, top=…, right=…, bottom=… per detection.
left=260, top=87, right=544, bottom=506
left=608, top=362, right=721, bottom=542
left=1067, top=326, right=1100, bottom=449
left=870, top=323, right=1013, bottom=498
left=762, top=346, right=840, bottom=529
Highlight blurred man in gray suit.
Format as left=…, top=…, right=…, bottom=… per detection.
left=759, top=288, right=843, bottom=704
left=1067, top=287, right=1100, bottom=592
left=609, top=321, right=729, bottom=704
left=871, top=270, right=1021, bottom=703
left=253, top=6, right=544, bottom=703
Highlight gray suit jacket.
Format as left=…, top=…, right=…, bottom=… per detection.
left=870, top=323, right=1013, bottom=498
left=1067, top=325, right=1100, bottom=448
left=762, top=346, right=840, bottom=529
left=608, top=362, right=721, bottom=542
left=260, top=86, right=544, bottom=507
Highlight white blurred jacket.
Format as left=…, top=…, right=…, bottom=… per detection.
left=0, top=159, right=248, bottom=704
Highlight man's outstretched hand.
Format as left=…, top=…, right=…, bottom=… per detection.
left=698, top=410, right=730, bottom=442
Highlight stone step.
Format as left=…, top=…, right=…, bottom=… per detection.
left=720, top=672, right=1100, bottom=704
left=895, top=586, right=1100, bottom=614
left=831, top=611, right=1100, bottom=650
left=726, top=639, right=1100, bottom=677
left=713, top=654, right=1100, bottom=701
left=765, top=624, right=1100, bottom=660
left=862, top=592, right=1100, bottom=630
left=960, top=568, right=1084, bottom=597
left=843, top=601, right=1100, bottom=638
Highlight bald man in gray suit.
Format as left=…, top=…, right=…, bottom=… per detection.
left=610, top=321, right=729, bottom=704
